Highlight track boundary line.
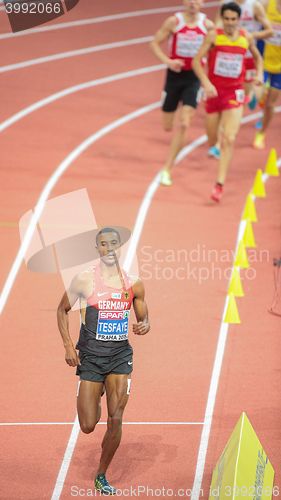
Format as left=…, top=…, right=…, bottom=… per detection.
left=0, top=65, right=164, bottom=134
left=191, top=155, right=281, bottom=500
left=0, top=36, right=153, bottom=74
left=0, top=3, right=219, bottom=38
left=0, top=100, right=161, bottom=315
left=0, top=421, right=204, bottom=426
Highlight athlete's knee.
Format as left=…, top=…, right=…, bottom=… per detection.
left=107, top=415, right=122, bottom=436
left=163, top=122, right=173, bottom=132
left=80, top=421, right=96, bottom=434
left=221, top=131, right=237, bottom=148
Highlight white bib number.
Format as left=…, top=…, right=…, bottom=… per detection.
left=214, top=51, right=243, bottom=78
left=176, top=33, right=204, bottom=57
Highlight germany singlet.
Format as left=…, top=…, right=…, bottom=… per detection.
left=76, top=265, right=134, bottom=356
left=264, top=0, right=281, bottom=73
left=168, top=12, right=208, bottom=70
left=208, top=28, right=249, bottom=90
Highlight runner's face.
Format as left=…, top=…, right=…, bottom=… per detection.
left=184, top=0, right=202, bottom=15
left=222, top=10, right=240, bottom=35
left=96, top=232, right=121, bottom=266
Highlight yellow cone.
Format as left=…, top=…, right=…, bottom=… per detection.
left=242, top=194, right=257, bottom=222
left=265, top=148, right=279, bottom=176
left=228, top=268, right=244, bottom=297
left=252, top=169, right=266, bottom=197
left=235, top=241, right=249, bottom=268
left=224, top=293, right=241, bottom=324
left=243, top=220, right=256, bottom=248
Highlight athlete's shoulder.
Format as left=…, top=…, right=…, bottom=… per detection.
left=163, top=14, right=179, bottom=32
left=70, top=268, right=93, bottom=294
left=131, top=278, right=145, bottom=297
left=205, top=17, right=215, bottom=31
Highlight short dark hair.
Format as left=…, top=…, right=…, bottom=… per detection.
left=221, top=2, right=242, bottom=17
left=96, top=227, right=121, bottom=245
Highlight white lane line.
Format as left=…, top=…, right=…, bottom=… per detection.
left=0, top=36, right=153, bottom=74
left=0, top=100, right=160, bottom=315
left=191, top=154, right=281, bottom=500
left=0, top=2, right=219, bottom=38
left=51, top=110, right=281, bottom=500
left=0, top=64, right=164, bottom=134
left=0, top=421, right=204, bottom=426
left=51, top=415, right=80, bottom=500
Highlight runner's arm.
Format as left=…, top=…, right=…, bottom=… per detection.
left=252, top=2, right=273, bottom=40
left=191, top=30, right=218, bottom=98
left=150, top=16, right=184, bottom=72
left=132, top=280, right=150, bottom=335
left=57, top=275, right=83, bottom=367
left=247, top=33, right=264, bottom=84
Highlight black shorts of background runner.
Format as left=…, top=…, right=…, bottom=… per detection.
left=76, top=345, right=133, bottom=383
left=162, top=69, right=200, bottom=112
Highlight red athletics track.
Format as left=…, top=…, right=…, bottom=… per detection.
left=0, top=1, right=280, bottom=499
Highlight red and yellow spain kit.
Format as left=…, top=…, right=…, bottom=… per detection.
left=222, top=0, right=260, bottom=80
left=263, top=0, right=281, bottom=74
left=206, top=28, right=249, bottom=113
left=168, top=12, right=208, bottom=70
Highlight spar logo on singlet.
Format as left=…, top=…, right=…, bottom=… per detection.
left=3, top=0, right=80, bottom=33
left=96, top=310, right=130, bottom=342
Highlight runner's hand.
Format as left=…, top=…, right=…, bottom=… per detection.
left=133, top=321, right=150, bottom=335
left=65, top=345, right=80, bottom=367
left=253, top=75, right=263, bottom=87
left=204, top=82, right=218, bottom=99
left=168, top=59, right=184, bottom=72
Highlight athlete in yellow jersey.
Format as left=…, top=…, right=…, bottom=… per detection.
left=254, top=0, right=281, bottom=148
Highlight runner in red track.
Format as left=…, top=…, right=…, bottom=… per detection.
left=150, top=0, right=214, bottom=186
left=57, top=227, right=150, bottom=495
left=192, top=1, right=263, bottom=202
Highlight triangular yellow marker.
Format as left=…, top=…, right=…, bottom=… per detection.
left=224, top=294, right=241, bottom=324
left=235, top=241, right=249, bottom=268
left=252, top=169, right=266, bottom=197
left=242, top=194, right=257, bottom=222
left=243, top=220, right=256, bottom=248
left=265, top=148, right=279, bottom=176
left=228, top=268, right=244, bottom=297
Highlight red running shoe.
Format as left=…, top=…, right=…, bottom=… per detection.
left=211, top=183, right=223, bottom=202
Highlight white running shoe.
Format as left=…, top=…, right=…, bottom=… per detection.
left=160, top=170, right=172, bottom=186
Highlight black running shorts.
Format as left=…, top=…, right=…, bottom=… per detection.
left=162, top=69, right=200, bottom=112
left=76, top=345, right=133, bottom=383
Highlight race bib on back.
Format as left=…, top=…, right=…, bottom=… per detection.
left=214, top=52, right=243, bottom=78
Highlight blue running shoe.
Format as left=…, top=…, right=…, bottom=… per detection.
left=208, top=146, right=220, bottom=159
left=255, top=120, right=262, bottom=130
left=248, top=94, right=257, bottom=110
left=95, top=474, right=116, bottom=495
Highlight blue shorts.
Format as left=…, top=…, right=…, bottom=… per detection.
left=264, top=71, right=281, bottom=91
